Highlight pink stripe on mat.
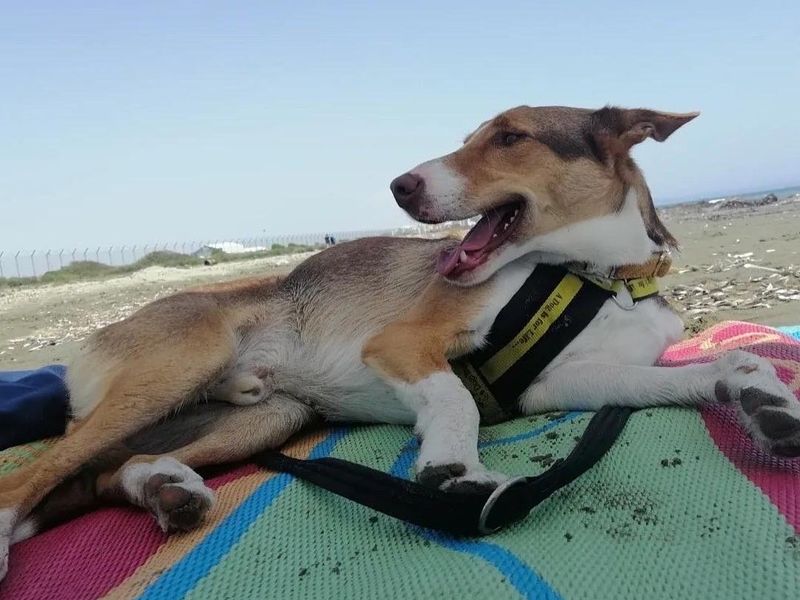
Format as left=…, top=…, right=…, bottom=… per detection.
left=1, top=463, right=256, bottom=600
left=702, top=406, right=800, bottom=533
left=661, top=321, right=800, bottom=534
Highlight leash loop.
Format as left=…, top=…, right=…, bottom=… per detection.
left=477, top=476, right=529, bottom=534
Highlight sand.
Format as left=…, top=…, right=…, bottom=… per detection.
left=1, top=199, right=798, bottom=370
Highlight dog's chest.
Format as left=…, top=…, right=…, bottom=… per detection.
left=468, top=262, right=684, bottom=378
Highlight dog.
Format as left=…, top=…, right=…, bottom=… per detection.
left=2, top=105, right=800, bottom=579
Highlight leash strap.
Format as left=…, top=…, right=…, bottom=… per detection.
left=253, top=406, right=632, bottom=536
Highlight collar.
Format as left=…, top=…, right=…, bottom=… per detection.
left=566, top=250, right=672, bottom=281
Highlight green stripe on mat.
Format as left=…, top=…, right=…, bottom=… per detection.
left=490, top=409, right=800, bottom=599
left=184, top=424, right=525, bottom=600
left=181, top=410, right=798, bottom=599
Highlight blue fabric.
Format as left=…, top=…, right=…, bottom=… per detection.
left=779, top=325, right=800, bottom=341
left=0, top=365, right=69, bottom=450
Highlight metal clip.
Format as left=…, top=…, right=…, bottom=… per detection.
left=653, top=250, right=670, bottom=276
left=477, top=476, right=528, bottom=534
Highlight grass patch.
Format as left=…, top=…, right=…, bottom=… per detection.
left=0, top=244, right=319, bottom=289
left=205, top=243, right=317, bottom=264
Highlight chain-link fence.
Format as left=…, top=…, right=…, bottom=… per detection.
left=0, top=223, right=463, bottom=279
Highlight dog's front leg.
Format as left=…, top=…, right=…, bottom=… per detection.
left=522, top=350, right=800, bottom=456
left=363, top=324, right=506, bottom=493
left=397, top=371, right=507, bottom=492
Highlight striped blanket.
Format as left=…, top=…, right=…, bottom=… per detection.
left=2, top=321, right=799, bottom=599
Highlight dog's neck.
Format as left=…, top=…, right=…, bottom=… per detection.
left=515, top=186, right=671, bottom=277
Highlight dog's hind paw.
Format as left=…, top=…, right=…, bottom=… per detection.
left=123, top=457, right=215, bottom=533
left=211, top=372, right=273, bottom=406
left=0, top=507, right=15, bottom=582
left=0, top=539, right=7, bottom=583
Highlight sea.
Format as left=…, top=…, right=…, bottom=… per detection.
left=657, top=185, right=800, bottom=208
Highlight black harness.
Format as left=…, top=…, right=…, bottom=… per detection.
left=254, top=265, right=658, bottom=536
left=452, top=263, right=657, bottom=423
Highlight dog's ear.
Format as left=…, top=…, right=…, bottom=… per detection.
left=591, top=107, right=699, bottom=155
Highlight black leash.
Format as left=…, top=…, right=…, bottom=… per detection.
left=253, top=406, right=632, bottom=536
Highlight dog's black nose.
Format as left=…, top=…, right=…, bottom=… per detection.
left=390, top=173, right=424, bottom=208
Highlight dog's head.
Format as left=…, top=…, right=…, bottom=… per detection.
left=390, top=105, right=697, bottom=284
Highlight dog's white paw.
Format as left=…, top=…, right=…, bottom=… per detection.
left=0, top=507, right=15, bottom=582
left=212, top=373, right=271, bottom=406
left=122, top=457, right=215, bottom=532
left=714, top=350, right=800, bottom=457
left=417, top=462, right=508, bottom=494
left=0, top=539, right=8, bottom=582
left=440, top=469, right=510, bottom=494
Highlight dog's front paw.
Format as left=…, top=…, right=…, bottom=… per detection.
left=417, top=463, right=507, bottom=494
left=714, top=350, right=800, bottom=457
left=440, top=469, right=509, bottom=495
left=738, top=387, right=800, bottom=457
left=417, top=462, right=467, bottom=489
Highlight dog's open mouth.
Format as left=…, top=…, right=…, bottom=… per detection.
left=436, top=198, right=524, bottom=278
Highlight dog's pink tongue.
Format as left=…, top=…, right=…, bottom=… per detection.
left=461, top=210, right=503, bottom=250
left=436, top=211, right=503, bottom=276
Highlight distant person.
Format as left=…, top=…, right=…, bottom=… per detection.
left=324, top=234, right=331, bottom=246
left=330, top=235, right=336, bottom=245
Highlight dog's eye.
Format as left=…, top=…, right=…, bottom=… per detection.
left=496, top=132, right=524, bottom=147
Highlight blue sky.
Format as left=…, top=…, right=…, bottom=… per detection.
left=1, top=1, right=798, bottom=251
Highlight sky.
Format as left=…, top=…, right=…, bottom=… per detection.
left=1, top=1, right=799, bottom=251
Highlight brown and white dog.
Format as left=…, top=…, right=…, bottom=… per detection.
left=2, top=105, right=800, bottom=579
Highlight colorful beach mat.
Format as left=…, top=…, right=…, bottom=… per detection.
left=1, top=321, right=799, bottom=599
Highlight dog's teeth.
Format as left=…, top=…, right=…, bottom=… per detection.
left=513, top=209, right=519, bottom=216
left=492, top=233, right=498, bottom=238
left=509, top=216, right=515, bottom=223
left=503, top=223, right=509, bottom=230
left=460, top=250, right=468, bottom=262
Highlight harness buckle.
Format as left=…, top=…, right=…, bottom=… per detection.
left=654, top=250, right=670, bottom=277
left=477, top=476, right=528, bottom=534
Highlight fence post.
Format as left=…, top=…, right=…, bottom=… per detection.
left=83, top=248, right=89, bottom=262
left=131, top=245, right=137, bottom=262
left=45, top=250, right=51, bottom=273
left=0, top=251, right=4, bottom=278
left=96, top=247, right=101, bottom=263
left=120, top=245, right=126, bottom=264
left=14, top=251, right=21, bottom=277
left=58, top=249, right=65, bottom=270
left=108, top=246, right=113, bottom=265
left=30, top=250, right=36, bottom=277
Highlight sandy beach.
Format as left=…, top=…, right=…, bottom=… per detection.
left=1, top=197, right=798, bottom=371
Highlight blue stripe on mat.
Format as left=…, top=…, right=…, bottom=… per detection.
left=389, top=413, right=581, bottom=600
left=425, top=531, right=562, bottom=600
left=138, top=428, right=349, bottom=600
left=778, top=325, right=800, bottom=341
left=390, top=411, right=583, bottom=480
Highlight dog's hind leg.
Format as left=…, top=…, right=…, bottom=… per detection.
left=13, top=395, right=314, bottom=541
left=0, top=315, right=236, bottom=579
left=521, top=350, right=800, bottom=457
left=98, top=394, right=314, bottom=533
